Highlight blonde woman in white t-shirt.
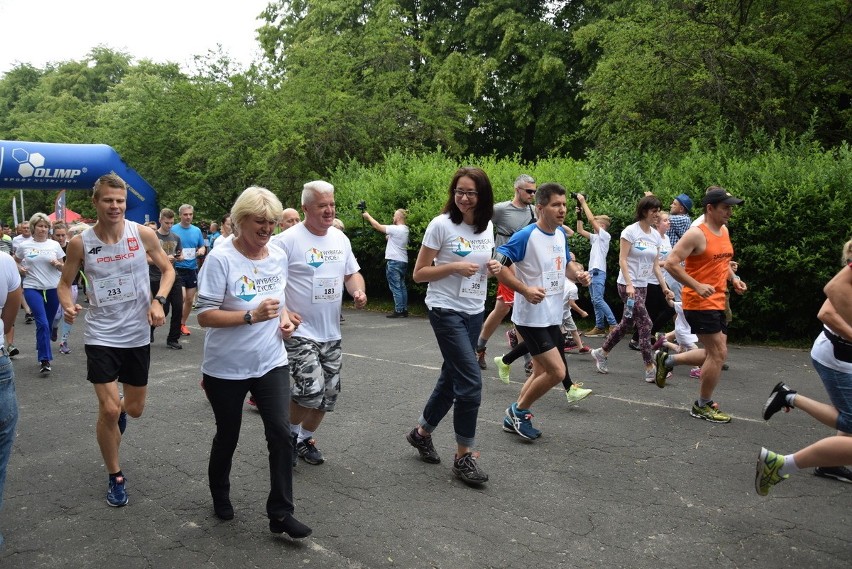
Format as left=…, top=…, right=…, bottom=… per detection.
left=406, top=167, right=501, bottom=486
left=196, top=186, right=311, bottom=539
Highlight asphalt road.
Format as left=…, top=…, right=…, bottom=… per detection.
left=0, top=306, right=849, bottom=568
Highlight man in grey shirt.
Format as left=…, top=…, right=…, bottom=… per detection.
left=474, top=174, right=537, bottom=369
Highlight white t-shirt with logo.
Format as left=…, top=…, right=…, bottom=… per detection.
left=384, top=224, right=409, bottom=263
left=196, top=238, right=288, bottom=380
left=648, top=232, right=672, bottom=285
left=616, top=222, right=663, bottom=288
left=422, top=214, right=494, bottom=315
left=15, top=238, right=64, bottom=289
left=496, top=224, right=570, bottom=327
left=271, top=224, right=360, bottom=342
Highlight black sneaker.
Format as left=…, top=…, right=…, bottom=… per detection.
left=763, top=382, right=796, bottom=421
left=452, top=452, right=489, bottom=485
left=386, top=311, right=408, bottom=318
left=7, top=345, right=18, bottom=358
left=166, top=340, right=182, bottom=350
left=814, top=465, right=852, bottom=483
left=213, top=496, right=234, bottom=520
left=296, top=438, right=325, bottom=465
left=24, top=313, right=33, bottom=324
left=39, top=360, right=51, bottom=374
left=269, top=514, right=312, bottom=538
left=628, top=339, right=640, bottom=351
left=406, top=427, right=440, bottom=464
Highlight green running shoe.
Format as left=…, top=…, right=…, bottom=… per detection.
left=690, top=401, right=731, bottom=423
left=494, top=356, right=511, bottom=385
left=755, top=447, right=788, bottom=496
left=654, top=350, right=670, bottom=388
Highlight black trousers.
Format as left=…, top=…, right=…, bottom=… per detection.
left=150, top=278, right=183, bottom=343
left=632, top=283, right=673, bottom=342
left=204, top=366, right=295, bottom=519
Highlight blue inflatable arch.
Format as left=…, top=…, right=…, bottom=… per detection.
left=0, top=141, right=159, bottom=223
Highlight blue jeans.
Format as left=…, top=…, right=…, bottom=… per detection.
left=590, top=269, right=616, bottom=328
left=24, top=288, right=59, bottom=362
left=386, top=260, right=408, bottom=313
left=421, top=308, right=484, bottom=448
left=0, top=354, right=18, bottom=547
left=812, top=358, right=852, bottom=433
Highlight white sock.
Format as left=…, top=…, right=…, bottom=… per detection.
left=298, top=428, right=314, bottom=443
left=786, top=393, right=797, bottom=408
left=290, top=424, right=301, bottom=438
left=779, top=454, right=799, bottom=477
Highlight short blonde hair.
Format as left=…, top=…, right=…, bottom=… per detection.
left=230, top=186, right=283, bottom=236
left=92, top=173, right=127, bottom=200
left=594, top=214, right=611, bottom=227
left=29, top=212, right=51, bottom=233
left=842, top=239, right=852, bottom=265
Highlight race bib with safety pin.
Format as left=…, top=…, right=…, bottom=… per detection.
left=459, top=271, right=487, bottom=299
left=542, top=270, right=565, bottom=296
left=181, top=247, right=197, bottom=260
left=313, top=276, right=342, bottom=303
left=93, top=274, right=138, bottom=307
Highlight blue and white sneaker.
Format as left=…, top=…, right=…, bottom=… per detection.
left=118, top=395, right=127, bottom=435
left=502, top=416, right=541, bottom=439
left=107, top=475, right=128, bottom=507
left=505, top=403, right=539, bottom=440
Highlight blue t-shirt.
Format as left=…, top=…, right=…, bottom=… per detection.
left=172, top=224, right=205, bottom=270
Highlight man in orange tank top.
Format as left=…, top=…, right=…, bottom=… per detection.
left=656, top=187, right=748, bottom=422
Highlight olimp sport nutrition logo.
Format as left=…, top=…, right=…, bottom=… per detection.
left=3, top=148, right=86, bottom=183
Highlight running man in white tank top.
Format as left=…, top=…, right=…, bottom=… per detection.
left=58, top=173, right=175, bottom=508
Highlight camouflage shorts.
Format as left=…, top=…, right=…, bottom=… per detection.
left=284, top=336, right=342, bottom=411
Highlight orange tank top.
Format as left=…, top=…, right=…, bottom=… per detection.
left=682, top=224, right=733, bottom=311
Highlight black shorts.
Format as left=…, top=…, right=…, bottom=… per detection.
left=85, top=345, right=151, bottom=387
left=176, top=267, right=197, bottom=289
left=515, top=324, right=564, bottom=356
left=683, top=309, right=728, bottom=336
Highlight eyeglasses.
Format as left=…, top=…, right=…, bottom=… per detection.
left=453, top=189, right=479, bottom=199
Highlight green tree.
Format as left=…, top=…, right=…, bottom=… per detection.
left=574, top=0, right=852, bottom=150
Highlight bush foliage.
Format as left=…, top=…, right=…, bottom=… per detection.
left=331, top=138, right=851, bottom=343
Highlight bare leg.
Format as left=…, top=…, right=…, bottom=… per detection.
left=792, top=434, right=852, bottom=469
left=517, top=348, right=564, bottom=409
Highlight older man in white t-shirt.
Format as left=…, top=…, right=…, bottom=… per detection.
left=271, top=181, right=367, bottom=467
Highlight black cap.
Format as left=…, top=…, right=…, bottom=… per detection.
left=702, top=188, right=743, bottom=206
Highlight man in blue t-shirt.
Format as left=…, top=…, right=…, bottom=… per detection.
left=171, top=204, right=206, bottom=336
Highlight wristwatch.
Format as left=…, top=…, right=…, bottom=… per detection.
left=244, top=310, right=253, bottom=325
left=154, top=295, right=167, bottom=306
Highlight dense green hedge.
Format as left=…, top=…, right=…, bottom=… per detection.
left=330, top=139, right=851, bottom=342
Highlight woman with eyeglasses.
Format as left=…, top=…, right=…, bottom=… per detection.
left=405, top=167, right=501, bottom=486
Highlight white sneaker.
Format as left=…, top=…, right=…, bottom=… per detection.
left=591, top=348, right=608, bottom=374
left=644, top=365, right=656, bottom=383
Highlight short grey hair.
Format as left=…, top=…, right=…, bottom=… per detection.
left=514, top=174, right=535, bottom=189
left=301, top=180, right=335, bottom=206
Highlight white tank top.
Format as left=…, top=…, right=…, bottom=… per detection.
left=81, top=221, right=151, bottom=348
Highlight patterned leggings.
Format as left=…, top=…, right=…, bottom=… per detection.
left=602, top=284, right=654, bottom=366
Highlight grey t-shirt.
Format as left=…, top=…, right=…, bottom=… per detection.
left=150, top=230, right=182, bottom=280
left=491, top=201, right=536, bottom=247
